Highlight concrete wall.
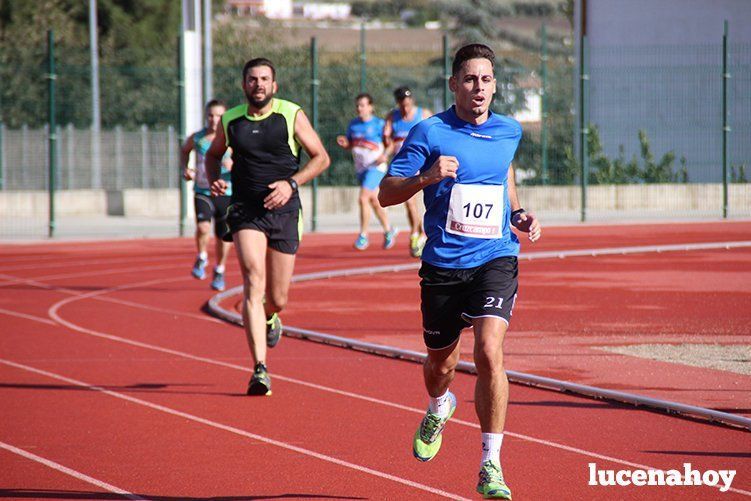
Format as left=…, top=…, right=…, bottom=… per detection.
left=518, top=184, right=750, bottom=213
left=0, top=189, right=107, bottom=217
left=1, top=184, right=749, bottom=219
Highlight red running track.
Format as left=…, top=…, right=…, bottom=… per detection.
left=0, top=222, right=749, bottom=499
left=276, top=223, right=751, bottom=416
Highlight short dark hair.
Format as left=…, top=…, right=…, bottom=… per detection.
left=242, top=57, right=276, bottom=81
left=393, top=86, right=412, bottom=101
left=205, top=99, right=226, bottom=111
left=452, top=44, right=495, bottom=76
left=355, top=93, right=373, bottom=104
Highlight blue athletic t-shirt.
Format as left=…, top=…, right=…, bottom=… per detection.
left=390, top=107, right=423, bottom=154
left=388, top=106, right=522, bottom=269
left=346, top=116, right=386, bottom=173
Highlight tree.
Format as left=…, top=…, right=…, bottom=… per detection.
left=569, top=125, right=689, bottom=184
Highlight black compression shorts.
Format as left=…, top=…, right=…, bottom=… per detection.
left=194, top=194, right=231, bottom=239
left=419, top=256, right=518, bottom=350
left=224, top=201, right=302, bottom=255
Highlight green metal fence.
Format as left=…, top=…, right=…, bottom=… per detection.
left=578, top=27, right=750, bottom=220
left=1, top=25, right=749, bottom=239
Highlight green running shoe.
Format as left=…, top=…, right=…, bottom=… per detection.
left=266, top=313, right=282, bottom=348
left=412, top=391, right=456, bottom=462
left=247, top=362, right=272, bottom=396
left=477, top=460, right=512, bottom=499
left=409, top=233, right=425, bottom=258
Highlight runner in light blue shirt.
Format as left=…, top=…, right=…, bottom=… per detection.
left=336, top=93, right=397, bottom=250
left=379, top=44, right=542, bottom=500
left=383, top=86, right=433, bottom=257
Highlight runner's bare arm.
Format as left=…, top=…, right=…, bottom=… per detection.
left=222, top=147, right=233, bottom=172
left=378, top=155, right=458, bottom=207
left=264, top=110, right=330, bottom=210
left=336, top=135, right=351, bottom=149
left=206, top=125, right=228, bottom=196
left=508, top=164, right=542, bottom=242
left=180, top=134, right=196, bottom=180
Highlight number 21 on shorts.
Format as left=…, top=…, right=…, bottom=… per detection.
left=483, top=294, right=517, bottom=315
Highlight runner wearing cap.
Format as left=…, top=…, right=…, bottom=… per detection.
left=383, top=86, right=432, bottom=257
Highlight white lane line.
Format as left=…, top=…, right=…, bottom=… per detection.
left=93, top=295, right=224, bottom=324
left=4, top=263, right=187, bottom=283
left=0, top=358, right=470, bottom=501
left=0, top=273, right=220, bottom=324
left=0, top=254, right=186, bottom=272
left=0, top=440, right=145, bottom=500
left=18, top=246, right=746, bottom=496
left=0, top=307, right=58, bottom=326
left=45, top=277, right=751, bottom=498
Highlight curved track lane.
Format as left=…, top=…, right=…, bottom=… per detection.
left=1, top=223, right=749, bottom=499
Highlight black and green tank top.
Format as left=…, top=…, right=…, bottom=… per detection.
left=222, top=98, right=303, bottom=211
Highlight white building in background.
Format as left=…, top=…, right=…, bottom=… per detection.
left=226, top=0, right=293, bottom=19
left=226, top=0, right=351, bottom=19
left=297, top=3, right=351, bottom=20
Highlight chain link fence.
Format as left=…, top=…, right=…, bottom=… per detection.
left=1, top=26, right=748, bottom=238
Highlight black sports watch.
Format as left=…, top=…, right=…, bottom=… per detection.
left=286, top=178, right=299, bottom=192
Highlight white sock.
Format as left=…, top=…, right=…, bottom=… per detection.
left=198, top=251, right=208, bottom=260
left=481, top=432, right=504, bottom=466
left=428, top=390, right=452, bottom=418
left=214, top=265, right=225, bottom=274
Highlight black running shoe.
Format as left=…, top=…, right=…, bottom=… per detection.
left=266, top=313, right=283, bottom=348
left=247, top=362, right=272, bottom=396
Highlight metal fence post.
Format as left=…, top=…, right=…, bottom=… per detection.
left=202, top=0, right=213, bottom=103
left=140, top=124, right=149, bottom=188
left=21, top=124, right=29, bottom=187
left=540, top=23, right=549, bottom=185
left=66, top=124, right=74, bottom=189
left=0, top=122, right=5, bottom=190
left=178, top=33, right=188, bottom=237
left=0, top=92, right=4, bottom=190
left=115, top=125, right=123, bottom=190
left=167, top=125, right=177, bottom=189
left=311, top=36, right=319, bottom=232
left=56, top=125, right=63, bottom=190
left=89, top=0, right=102, bottom=190
left=360, top=23, right=366, bottom=93
left=722, top=20, right=730, bottom=219
left=579, top=35, right=589, bottom=222
left=443, top=34, right=450, bottom=111
left=47, top=30, right=57, bottom=238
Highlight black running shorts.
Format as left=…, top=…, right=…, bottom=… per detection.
left=194, top=194, right=231, bottom=239
left=419, top=256, right=518, bottom=350
left=224, top=201, right=302, bottom=255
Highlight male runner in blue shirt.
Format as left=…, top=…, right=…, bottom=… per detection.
left=336, top=93, right=397, bottom=250
left=379, top=44, right=541, bottom=499
left=383, top=86, right=432, bottom=257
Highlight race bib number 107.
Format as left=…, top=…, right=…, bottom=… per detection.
left=445, top=184, right=504, bottom=239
